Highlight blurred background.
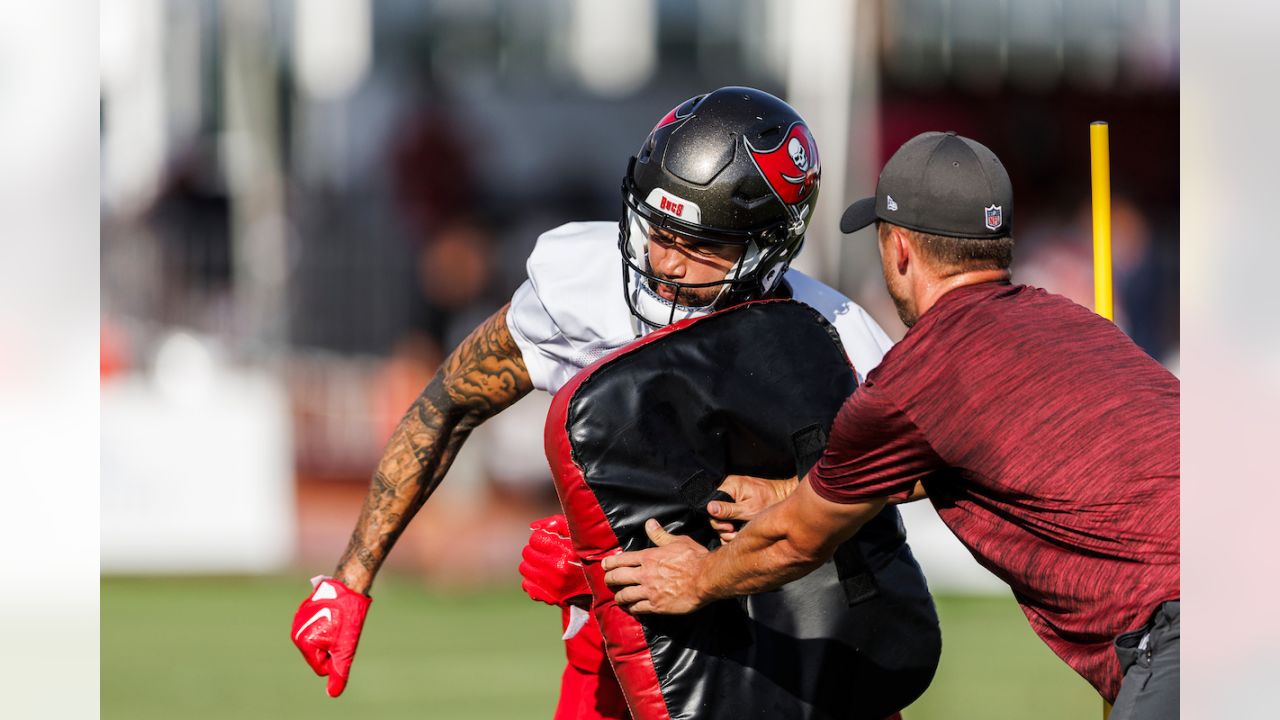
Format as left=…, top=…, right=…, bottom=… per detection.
left=99, top=1, right=1178, bottom=718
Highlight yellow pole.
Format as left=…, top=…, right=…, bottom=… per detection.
left=1090, top=121, right=1114, bottom=321
left=1093, top=127, right=1116, bottom=720
left=1093, top=121, right=1116, bottom=720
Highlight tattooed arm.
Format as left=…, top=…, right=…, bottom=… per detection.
left=333, top=304, right=533, bottom=594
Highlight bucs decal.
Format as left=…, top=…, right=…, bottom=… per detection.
left=644, top=188, right=703, bottom=223
left=746, top=122, right=820, bottom=207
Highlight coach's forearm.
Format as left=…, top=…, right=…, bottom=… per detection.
left=695, top=480, right=886, bottom=604
left=696, top=516, right=823, bottom=602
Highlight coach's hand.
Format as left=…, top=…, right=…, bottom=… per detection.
left=603, top=519, right=709, bottom=615
left=519, top=514, right=590, bottom=607
left=708, top=474, right=798, bottom=543
left=291, top=576, right=373, bottom=698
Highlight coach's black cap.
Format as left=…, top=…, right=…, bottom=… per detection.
left=840, top=131, right=1013, bottom=238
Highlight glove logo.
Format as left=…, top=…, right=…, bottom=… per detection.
left=294, top=607, right=333, bottom=640
left=745, top=122, right=820, bottom=207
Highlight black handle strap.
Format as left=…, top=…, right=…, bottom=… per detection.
left=792, top=423, right=828, bottom=479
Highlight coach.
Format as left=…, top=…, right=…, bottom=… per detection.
left=602, top=132, right=1179, bottom=719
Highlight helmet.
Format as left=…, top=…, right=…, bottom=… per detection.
left=619, top=87, right=821, bottom=328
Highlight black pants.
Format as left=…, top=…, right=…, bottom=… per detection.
left=1110, top=600, right=1179, bottom=720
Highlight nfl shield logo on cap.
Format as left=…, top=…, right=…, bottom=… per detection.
left=984, top=204, right=1003, bottom=231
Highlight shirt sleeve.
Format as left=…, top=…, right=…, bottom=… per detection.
left=506, top=279, right=564, bottom=393
left=809, top=380, right=943, bottom=504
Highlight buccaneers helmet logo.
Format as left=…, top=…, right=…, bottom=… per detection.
left=746, top=122, right=820, bottom=207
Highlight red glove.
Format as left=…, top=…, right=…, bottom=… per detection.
left=291, top=575, right=373, bottom=698
left=519, top=514, right=590, bottom=607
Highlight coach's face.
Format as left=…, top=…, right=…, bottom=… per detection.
left=647, top=227, right=744, bottom=306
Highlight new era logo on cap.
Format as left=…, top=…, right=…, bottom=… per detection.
left=887, top=195, right=898, bottom=211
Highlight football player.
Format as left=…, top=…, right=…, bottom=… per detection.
left=291, top=87, right=917, bottom=718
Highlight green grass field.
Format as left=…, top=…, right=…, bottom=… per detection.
left=102, top=575, right=1098, bottom=719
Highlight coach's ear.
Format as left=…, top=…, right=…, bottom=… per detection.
left=890, top=225, right=912, bottom=275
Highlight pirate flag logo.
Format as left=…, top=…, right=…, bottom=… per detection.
left=745, top=122, right=821, bottom=207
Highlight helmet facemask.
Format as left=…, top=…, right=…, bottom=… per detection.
left=619, top=186, right=800, bottom=329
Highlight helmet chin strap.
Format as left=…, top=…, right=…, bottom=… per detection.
left=620, top=203, right=800, bottom=330
left=631, top=239, right=797, bottom=330
left=629, top=256, right=729, bottom=330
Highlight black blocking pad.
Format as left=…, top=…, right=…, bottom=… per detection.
left=563, top=301, right=941, bottom=720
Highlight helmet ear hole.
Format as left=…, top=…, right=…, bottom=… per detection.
left=732, top=190, right=774, bottom=211
left=756, top=125, right=783, bottom=143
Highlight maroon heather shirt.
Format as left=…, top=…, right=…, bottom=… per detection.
left=810, top=281, right=1179, bottom=702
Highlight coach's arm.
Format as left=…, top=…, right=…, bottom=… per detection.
left=334, top=304, right=533, bottom=594
left=708, top=475, right=922, bottom=543
left=603, top=476, right=885, bottom=614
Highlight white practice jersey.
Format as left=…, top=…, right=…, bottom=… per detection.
left=506, top=222, right=894, bottom=394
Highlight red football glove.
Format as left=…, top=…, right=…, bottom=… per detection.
left=519, top=514, right=590, bottom=607
left=291, top=575, right=373, bottom=698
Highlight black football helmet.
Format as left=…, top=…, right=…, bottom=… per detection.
left=620, top=86, right=822, bottom=327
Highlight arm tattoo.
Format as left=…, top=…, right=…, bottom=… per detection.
left=335, top=305, right=533, bottom=591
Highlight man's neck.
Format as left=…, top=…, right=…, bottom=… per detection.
left=915, top=269, right=1009, bottom=318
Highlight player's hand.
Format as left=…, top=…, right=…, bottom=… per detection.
left=291, top=576, right=373, bottom=698
left=603, top=519, right=709, bottom=615
left=519, top=514, right=591, bottom=607
left=708, top=474, right=798, bottom=543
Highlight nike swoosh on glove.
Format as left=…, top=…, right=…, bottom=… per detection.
left=519, top=514, right=590, bottom=607
left=291, top=575, right=373, bottom=697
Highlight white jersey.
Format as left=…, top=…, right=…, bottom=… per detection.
left=506, top=222, right=894, bottom=394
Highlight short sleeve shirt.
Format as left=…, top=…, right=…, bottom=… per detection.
left=810, top=281, right=1179, bottom=702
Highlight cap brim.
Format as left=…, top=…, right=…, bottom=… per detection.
left=840, top=197, right=877, bottom=234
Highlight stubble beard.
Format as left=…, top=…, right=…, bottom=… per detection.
left=651, top=279, right=723, bottom=308
left=886, top=278, right=918, bottom=328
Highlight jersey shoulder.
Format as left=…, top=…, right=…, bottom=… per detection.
left=506, top=222, right=637, bottom=392
left=520, top=221, right=633, bottom=344
left=784, top=269, right=894, bottom=379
